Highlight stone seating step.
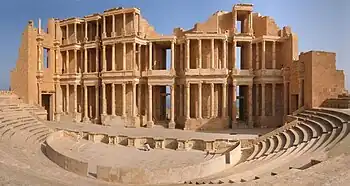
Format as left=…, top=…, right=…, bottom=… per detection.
left=25, top=129, right=51, bottom=143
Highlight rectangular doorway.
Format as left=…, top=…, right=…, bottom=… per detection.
left=41, top=94, right=52, bottom=121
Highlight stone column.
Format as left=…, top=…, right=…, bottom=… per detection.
left=283, top=82, right=288, bottom=116
left=123, top=13, right=126, bottom=35
left=232, top=84, right=237, bottom=124
left=185, top=83, right=190, bottom=119
left=66, top=24, right=69, bottom=44
left=73, top=84, right=78, bottom=122
left=84, top=49, right=88, bottom=73
left=138, top=45, right=141, bottom=71
left=132, top=83, right=137, bottom=118
left=102, top=83, right=106, bottom=116
left=169, top=85, right=175, bottom=129
left=66, top=51, right=69, bottom=73
left=211, top=39, right=215, bottom=68
left=111, top=83, right=115, bottom=116
left=186, top=39, right=190, bottom=70
left=198, top=82, right=202, bottom=119
left=179, top=85, right=183, bottom=117
left=256, top=43, right=260, bottom=70
left=102, top=45, right=106, bottom=72
left=248, top=84, right=253, bottom=127
left=95, top=48, right=99, bottom=72
left=102, top=16, right=106, bottom=38
left=298, top=79, right=303, bottom=108
left=222, top=39, right=227, bottom=69
left=83, top=85, right=89, bottom=122
left=180, top=43, right=184, bottom=72
left=112, top=15, right=115, bottom=37
left=55, top=83, right=62, bottom=121
left=255, top=84, right=259, bottom=116
left=133, top=12, right=137, bottom=35
left=148, top=42, right=152, bottom=70
left=249, top=13, right=253, bottom=34
left=147, top=84, right=154, bottom=127
left=272, top=41, right=276, bottom=69
left=112, top=44, right=115, bottom=71
left=261, top=83, right=266, bottom=116
left=198, top=39, right=202, bottom=69
left=66, top=84, right=70, bottom=114
left=95, top=85, right=99, bottom=121
left=211, top=83, right=215, bottom=117
left=232, top=40, right=236, bottom=70
left=74, top=49, right=77, bottom=73
left=133, top=43, right=137, bottom=70
left=96, top=20, right=99, bottom=39
left=272, top=83, right=276, bottom=116
left=233, top=11, right=237, bottom=33
left=222, top=82, right=227, bottom=118
left=74, top=23, right=77, bottom=42
left=84, top=21, right=88, bottom=40
left=248, top=42, right=253, bottom=70
left=261, top=41, right=266, bottom=69
left=171, top=41, right=175, bottom=70
left=123, top=42, right=126, bottom=70
left=122, top=83, right=126, bottom=118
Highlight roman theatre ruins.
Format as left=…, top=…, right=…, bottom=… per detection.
left=1, top=3, right=349, bottom=185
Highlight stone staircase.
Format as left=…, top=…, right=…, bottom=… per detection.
left=184, top=108, right=350, bottom=184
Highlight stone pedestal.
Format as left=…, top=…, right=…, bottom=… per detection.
left=146, top=121, right=154, bottom=128
left=54, top=112, right=61, bottom=122
left=168, top=121, right=176, bottom=129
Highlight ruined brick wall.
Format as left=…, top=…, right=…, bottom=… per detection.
left=303, top=51, right=345, bottom=108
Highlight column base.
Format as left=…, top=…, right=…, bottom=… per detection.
left=146, top=121, right=154, bottom=128
left=82, top=117, right=90, bottom=123
left=72, top=113, right=80, bottom=123
left=184, top=118, right=191, bottom=130
left=231, top=121, right=238, bottom=129
left=101, top=114, right=108, bottom=125
left=125, top=116, right=140, bottom=128
left=168, top=120, right=176, bottom=129
left=248, top=121, right=254, bottom=128
left=54, top=112, right=61, bottom=122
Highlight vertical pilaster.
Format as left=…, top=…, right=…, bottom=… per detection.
left=96, top=20, right=99, bottom=39
left=262, top=41, right=266, bottom=69
left=133, top=12, right=137, bottom=35
left=248, top=84, right=253, bottom=127
left=233, top=11, right=237, bottom=33
left=74, top=23, right=77, bottom=42
left=171, top=41, right=175, bottom=70
left=169, top=85, right=175, bottom=129
left=111, top=83, right=115, bottom=116
left=249, top=13, right=253, bottom=34
left=198, top=39, right=202, bottom=69
left=123, top=13, right=126, bottom=35
left=112, top=44, right=115, bottom=71
left=272, top=41, right=276, bottom=69
left=55, top=83, right=62, bottom=121
left=102, top=45, right=106, bottom=72
left=84, top=21, right=88, bottom=40
left=180, top=43, right=184, bottom=72
left=65, top=51, right=69, bottom=73
left=255, top=84, right=259, bottom=116
left=272, top=83, right=276, bottom=116
left=147, top=84, right=154, bottom=127
left=211, top=39, right=215, bottom=68
left=261, top=83, right=266, bottom=117
left=222, top=83, right=227, bottom=118
left=211, top=83, right=215, bottom=117
left=222, top=39, right=227, bottom=69
left=95, top=85, right=99, bottom=121
left=198, top=83, right=202, bottom=119
left=186, top=39, right=190, bottom=70
left=83, top=85, right=89, bottom=121
left=298, top=79, right=303, bottom=108
left=122, top=83, right=126, bottom=118
left=179, top=85, right=183, bottom=117
left=148, top=42, right=152, bottom=70
left=66, top=25, right=69, bottom=44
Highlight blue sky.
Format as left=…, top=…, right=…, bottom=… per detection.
left=0, top=0, right=348, bottom=89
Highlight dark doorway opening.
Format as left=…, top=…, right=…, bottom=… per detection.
left=41, top=94, right=51, bottom=121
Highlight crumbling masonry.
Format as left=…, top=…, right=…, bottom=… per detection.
left=10, top=4, right=346, bottom=130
